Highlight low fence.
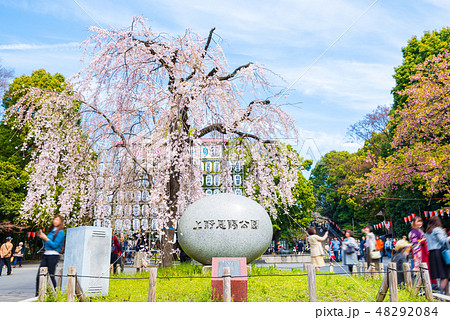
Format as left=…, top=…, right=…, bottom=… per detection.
left=38, top=261, right=446, bottom=302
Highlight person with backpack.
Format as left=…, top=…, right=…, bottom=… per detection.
left=13, top=242, right=24, bottom=268
left=35, top=215, right=65, bottom=295
left=111, top=231, right=122, bottom=274
left=0, top=237, right=14, bottom=276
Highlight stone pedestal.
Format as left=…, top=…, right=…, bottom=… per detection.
left=62, top=226, right=112, bottom=296
left=211, top=257, right=247, bottom=302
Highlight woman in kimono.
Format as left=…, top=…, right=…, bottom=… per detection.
left=408, top=217, right=425, bottom=271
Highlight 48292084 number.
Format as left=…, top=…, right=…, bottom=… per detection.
left=375, top=306, right=438, bottom=317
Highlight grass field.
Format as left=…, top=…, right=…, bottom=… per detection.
left=74, top=264, right=430, bottom=302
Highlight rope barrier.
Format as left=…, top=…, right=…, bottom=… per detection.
left=46, top=268, right=419, bottom=281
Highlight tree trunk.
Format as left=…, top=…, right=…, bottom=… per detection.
left=160, top=112, right=184, bottom=267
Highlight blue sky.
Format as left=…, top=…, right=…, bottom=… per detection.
left=1, top=0, right=450, bottom=163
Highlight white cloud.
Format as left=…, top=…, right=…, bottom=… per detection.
left=0, top=42, right=80, bottom=51
left=297, top=128, right=362, bottom=158
left=279, top=59, right=394, bottom=112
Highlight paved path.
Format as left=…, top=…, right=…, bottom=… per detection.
left=0, top=262, right=41, bottom=302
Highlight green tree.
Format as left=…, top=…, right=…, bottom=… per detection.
left=310, top=132, right=391, bottom=238
left=271, top=157, right=315, bottom=247
left=392, top=28, right=450, bottom=113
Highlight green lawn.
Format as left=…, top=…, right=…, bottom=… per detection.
left=79, top=264, right=429, bottom=302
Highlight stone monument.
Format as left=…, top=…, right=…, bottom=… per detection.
left=62, top=226, right=112, bottom=296
left=178, top=193, right=273, bottom=265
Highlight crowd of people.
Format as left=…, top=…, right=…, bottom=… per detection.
left=297, top=217, right=450, bottom=294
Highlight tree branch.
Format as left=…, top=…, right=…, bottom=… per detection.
left=180, top=27, right=216, bottom=83
left=230, top=99, right=270, bottom=130
left=196, top=122, right=273, bottom=143
left=217, top=62, right=252, bottom=81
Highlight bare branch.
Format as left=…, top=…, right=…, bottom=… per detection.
left=197, top=122, right=273, bottom=143
left=217, top=62, right=252, bottom=81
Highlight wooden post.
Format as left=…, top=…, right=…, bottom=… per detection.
left=352, top=264, right=357, bottom=276
left=419, top=263, right=433, bottom=301
left=363, top=262, right=369, bottom=280
left=222, top=267, right=231, bottom=302
left=306, top=264, right=317, bottom=302
left=402, top=263, right=413, bottom=290
left=75, top=275, right=86, bottom=302
left=46, top=274, right=57, bottom=301
left=148, top=267, right=157, bottom=302
left=411, top=273, right=423, bottom=297
left=67, top=266, right=76, bottom=302
left=38, top=267, right=48, bottom=302
left=110, top=264, right=113, bottom=275
left=376, top=270, right=389, bottom=302
left=57, top=268, right=63, bottom=290
left=388, top=262, right=398, bottom=302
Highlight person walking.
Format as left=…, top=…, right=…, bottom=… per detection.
left=0, top=237, right=14, bottom=276
left=385, top=238, right=393, bottom=259
left=307, top=227, right=328, bottom=272
left=359, top=236, right=366, bottom=261
left=111, top=231, right=122, bottom=274
left=330, top=237, right=341, bottom=262
left=375, top=235, right=384, bottom=262
left=425, top=216, right=450, bottom=296
left=296, top=239, right=304, bottom=254
left=363, top=226, right=380, bottom=276
left=35, top=215, right=65, bottom=295
left=119, top=233, right=127, bottom=272
left=13, top=241, right=24, bottom=268
left=342, top=230, right=358, bottom=273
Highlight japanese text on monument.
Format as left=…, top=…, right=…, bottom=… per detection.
left=193, top=219, right=259, bottom=230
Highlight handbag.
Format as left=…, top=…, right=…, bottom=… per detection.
left=370, top=250, right=381, bottom=259
left=345, top=245, right=355, bottom=254
left=442, top=242, right=450, bottom=265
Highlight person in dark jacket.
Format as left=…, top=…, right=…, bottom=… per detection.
left=359, top=236, right=366, bottom=261
left=296, top=239, right=304, bottom=254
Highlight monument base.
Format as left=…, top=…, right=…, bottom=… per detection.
left=211, top=257, right=247, bottom=302
left=211, top=278, right=247, bottom=302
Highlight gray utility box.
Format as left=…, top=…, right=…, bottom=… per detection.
left=62, top=226, right=112, bottom=296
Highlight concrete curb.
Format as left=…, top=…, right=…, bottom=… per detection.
left=19, top=296, right=38, bottom=302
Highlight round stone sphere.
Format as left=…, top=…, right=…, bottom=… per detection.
left=178, top=193, right=273, bottom=265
